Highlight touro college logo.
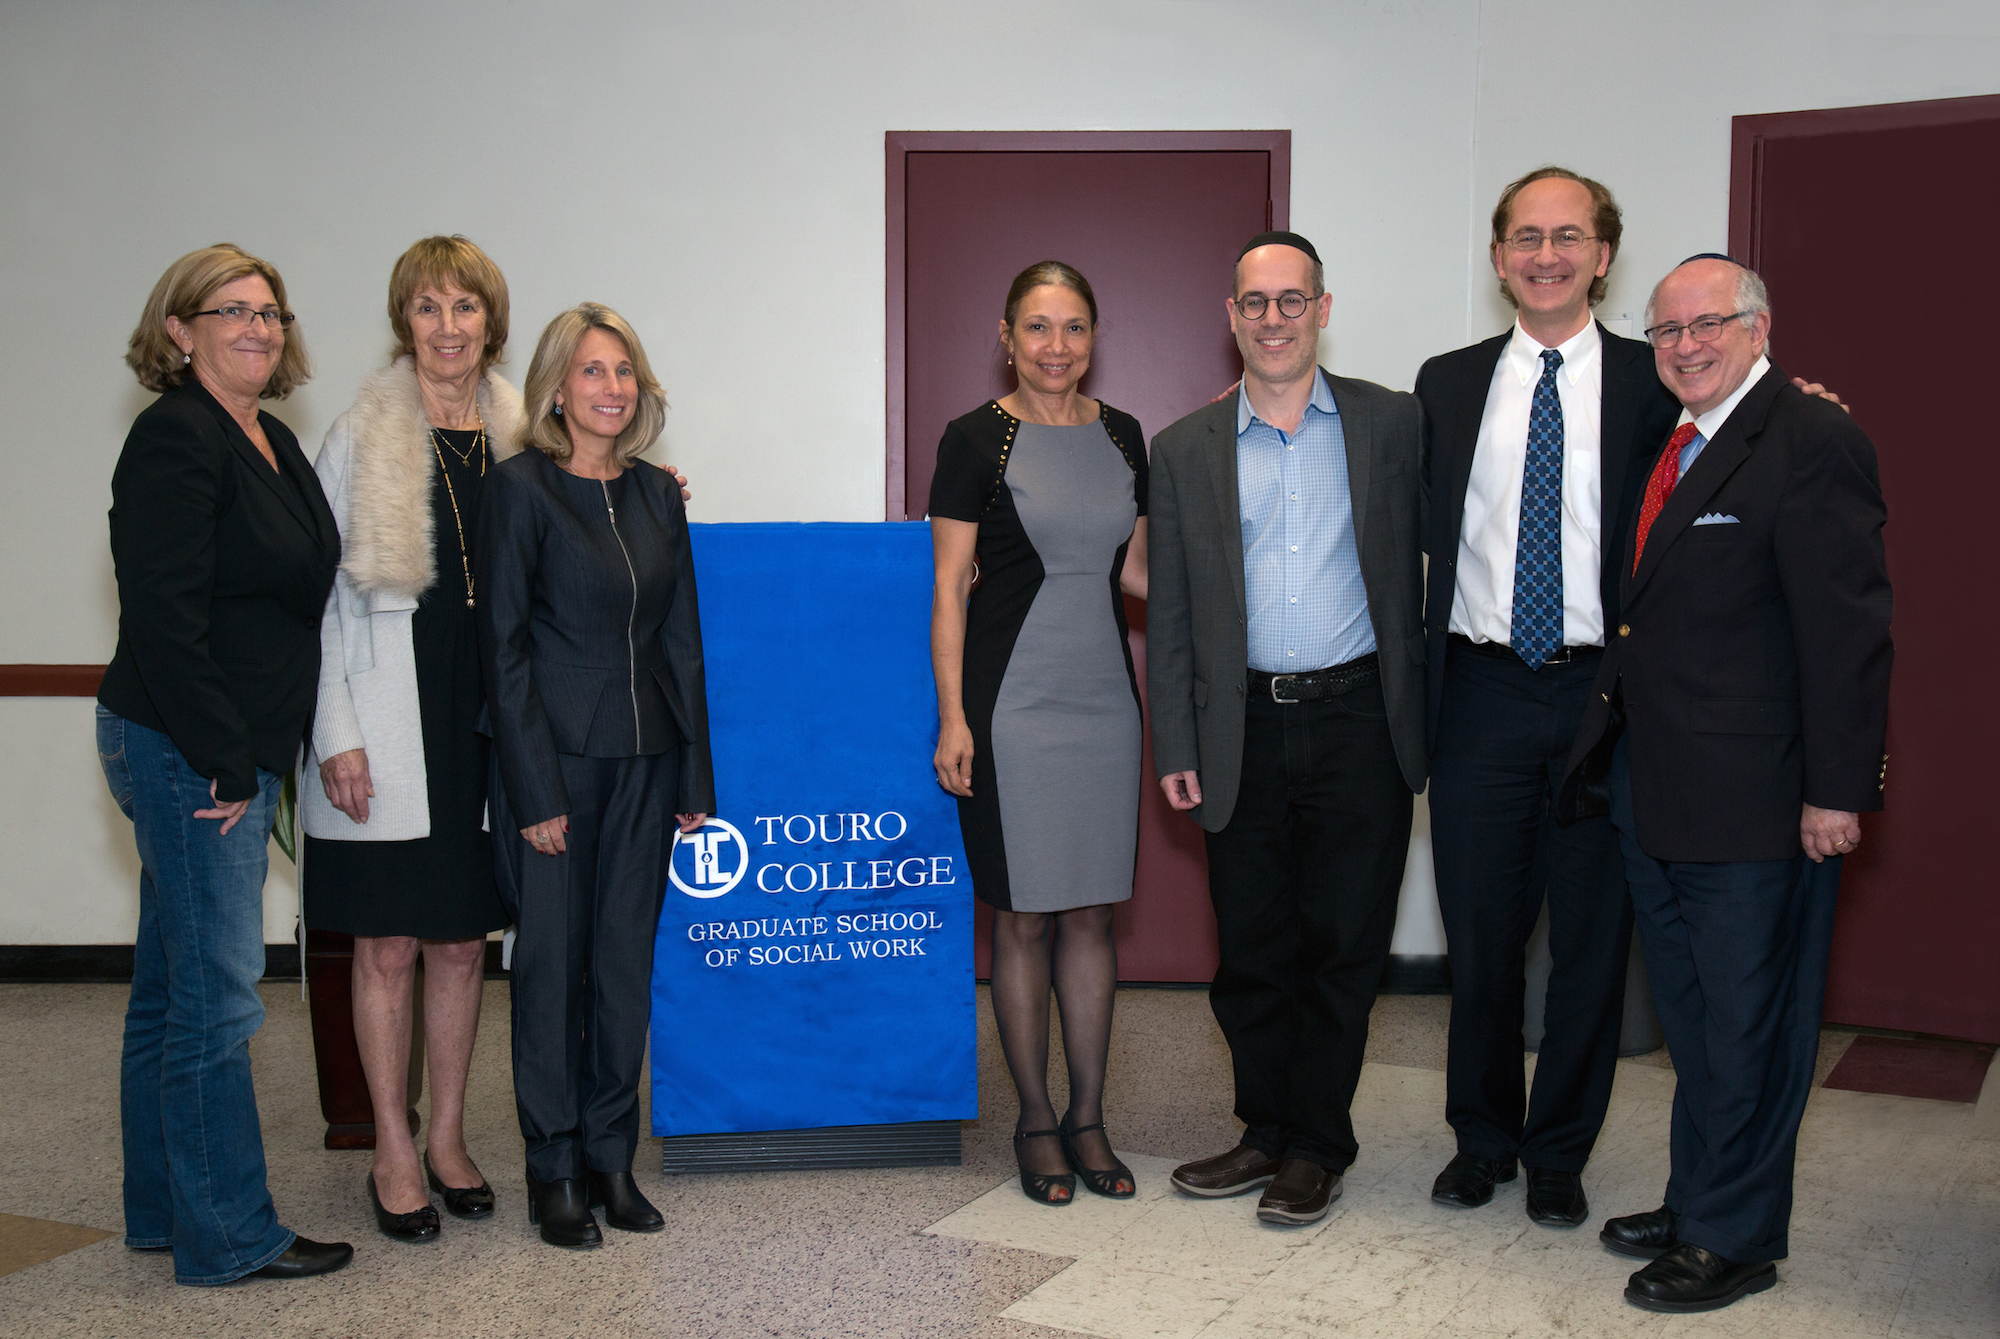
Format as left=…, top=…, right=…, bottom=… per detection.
left=670, top=818, right=750, bottom=899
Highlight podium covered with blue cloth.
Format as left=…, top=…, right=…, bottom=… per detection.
left=650, top=523, right=978, bottom=1171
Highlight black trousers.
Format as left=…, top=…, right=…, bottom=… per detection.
left=1613, top=740, right=1838, bottom=1264
left=493, top=752, right=677, bottom=1182
left=1429, top=641, right=1631, bottom=1172
left=1204, top=675, right=1412, bottom=1173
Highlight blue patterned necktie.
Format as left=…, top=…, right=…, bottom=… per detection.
left=1510, top=347, right=1564, bottom=669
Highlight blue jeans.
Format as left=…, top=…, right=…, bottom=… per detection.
left=97, top=707, right=295, bottom=1285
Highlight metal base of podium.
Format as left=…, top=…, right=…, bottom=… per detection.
left=661, top=1121, right=962, bottom=1175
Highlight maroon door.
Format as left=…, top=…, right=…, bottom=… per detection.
left=888, top=131, right=1288, bottom=981
left=1731, top=95, right=2000, bottom=1042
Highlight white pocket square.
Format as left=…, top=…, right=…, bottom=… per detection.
left=1692, top=513, right=1740, bottom=526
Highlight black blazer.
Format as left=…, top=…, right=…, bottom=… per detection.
left=1416, top=322, right=1679, bottom=754
left=99, top=380, right=340, bottom=802
left=477, top=449, right=715, bottom=828
left=1559, top=366, right=1893, bottom=862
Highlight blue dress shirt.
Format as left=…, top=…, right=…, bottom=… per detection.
left=1237, top=375, right=1376, bottom=674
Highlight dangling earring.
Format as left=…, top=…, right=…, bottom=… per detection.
left=553, top=401, right=563, bottom=416
left=183, top=353, right=191, bottom=365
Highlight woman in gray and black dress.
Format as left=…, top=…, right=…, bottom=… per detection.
left=929, top=261, right=1147, bottom=1205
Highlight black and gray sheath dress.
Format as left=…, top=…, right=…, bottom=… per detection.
left=929, top=401, right=1148, bottom=913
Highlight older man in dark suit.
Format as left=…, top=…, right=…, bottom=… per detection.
left=1147, top=232, right=1426, bottom=1227
left=1561, top=256, right=1892, bottom=1312
left=1414, top=167, right=1678, bottom=1229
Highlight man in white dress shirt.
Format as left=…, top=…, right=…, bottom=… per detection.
left=1413, top=167, right=1682, bottom=1227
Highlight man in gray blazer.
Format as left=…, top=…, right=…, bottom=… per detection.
left=1149, top=232, right=1427, bottom=1225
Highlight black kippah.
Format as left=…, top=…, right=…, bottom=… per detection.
left=1239, top=230, right=1322, bottom=265
left=1681, top=252, right=1743, bottom=266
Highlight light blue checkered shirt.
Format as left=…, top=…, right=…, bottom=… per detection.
left=1237, top=375, right=1376, bottom=674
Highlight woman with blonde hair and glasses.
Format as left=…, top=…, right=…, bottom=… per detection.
left=478, top=303, right=714, bottom=1249
left=99, top=243, right=350, bottom=1283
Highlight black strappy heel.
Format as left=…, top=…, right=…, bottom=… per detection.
left=1059, top=1111, right=1136, bottom=1199
left=1013, top=1127, right=1076, bottom=1205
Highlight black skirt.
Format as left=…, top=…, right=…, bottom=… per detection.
left=303, top=432, right=506, bottom=940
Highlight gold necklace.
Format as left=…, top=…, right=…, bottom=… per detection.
left=430, top=420, right=485, bottom=608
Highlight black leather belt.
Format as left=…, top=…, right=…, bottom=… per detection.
left=1249, top=653, right=1379, bottom=704
left=1448, top=633, right=1603, bottom=665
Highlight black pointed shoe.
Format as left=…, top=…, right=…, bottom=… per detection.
left=1524, top=1167, right=1589, bottom=1227
left=526, top=1175, right=602, bottom=1249
left=1600, top=1204, right=1679, bottom=1259
left=587, top=1170, right=665, bottom=1233
left=368, top=1172, right=440, bottom=1243
left=425, top=1152, right=496, bottom=1220
left=248, top=1236, right=354, bottom=1279
left=1430, top=1151, right=1516, bottom=1208
left=1625, top=1242, right=1776, bottom=1313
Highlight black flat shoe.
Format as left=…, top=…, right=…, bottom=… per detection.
left=248, top=1236, right=354, bottom=1279
left=1524, top=1167, right=1589, bottom=1227
left=1625, top=1242, right=1775, bottom=1312
left=1058, top=1111, right=1135, bottom=1199
left=587, top=1170, right=665, bottom=1233
left=1013, top=1128, right=1075, bottom=1205
left=1430, top=1151, right=1516, bottom=1208
left=1600, top=1204, right=1678, bottom=1259
left=425, top=1152, right=495, bottom=1220
left=526, top=1175, right=602, bottom=1249
left=368, top=1172, right=440, bottom=1243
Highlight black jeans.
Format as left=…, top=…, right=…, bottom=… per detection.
left=1204, top=675, right=1412, bottom=1172
left=1429, top=641, right=1631, bottom=1172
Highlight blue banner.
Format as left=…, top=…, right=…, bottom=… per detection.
left=650, top=522, right=977, bottom=1135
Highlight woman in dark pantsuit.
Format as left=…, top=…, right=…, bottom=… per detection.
left=478, top=302, right=714, bottom=1250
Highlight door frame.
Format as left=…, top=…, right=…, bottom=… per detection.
left=883, top=130, right=1292, bottom=520
left=1729, top=93, right=2000, bottom=264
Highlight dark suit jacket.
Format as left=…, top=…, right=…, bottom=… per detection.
left=99, top=380, right=340, bottom=802
left=1148, top=369, right=1426, bottom=832
left=477, top=449, right=715, bottom=828
left=1415, top=323, right=1679, bottom=753
left=1559, top=365, right=1892, bottom=862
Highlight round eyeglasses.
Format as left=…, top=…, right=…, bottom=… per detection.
left=1233, top=291, right=1313, bottom=320
left=189, top=305, right=296, bottom=330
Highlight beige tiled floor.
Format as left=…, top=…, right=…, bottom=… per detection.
left=0, top=981, right=1993, bottom=1338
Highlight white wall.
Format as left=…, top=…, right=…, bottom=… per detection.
left=2, top=0, right=1993, bottom=945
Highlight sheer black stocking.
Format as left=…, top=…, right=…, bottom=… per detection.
left=989, top=903, right=1122, bottom=1178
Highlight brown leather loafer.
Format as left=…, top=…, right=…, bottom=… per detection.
left=1170, top=1144, right=1281, bottom=1198
left=1255, top=1158, right=1341, bottom=1225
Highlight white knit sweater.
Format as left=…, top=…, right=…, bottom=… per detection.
left=301, top=358, right=526, bottom=841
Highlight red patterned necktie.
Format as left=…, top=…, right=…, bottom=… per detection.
left=1632, top=423, right=1699, bottom=575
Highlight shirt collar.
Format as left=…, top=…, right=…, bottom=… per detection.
left=1504, top=317, right=1601, bottom=388
left=1676, top=354, right=1772, bottom=440
left=1237, top=368, right=1337, bottom=434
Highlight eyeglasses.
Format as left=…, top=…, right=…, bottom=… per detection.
left=1233, top=291, right=1314, bottom=320
left=189, top=305, right=296, bottom=329
left=1642, top=312, right=1752, bottom=349
left=1502, top=229, right=1600, bottom=252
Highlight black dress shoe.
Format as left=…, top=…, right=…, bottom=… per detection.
left=248, top=1236, right=354, bottom=1279
left=1058, top=1111, right=1136, bottom=1199
left=425, top=1152, right=495, bottom=1220
left=1599, top=1204, right=1678, bottom=1259
left=1524, top=1167, right=1589, bottom=1227
left=367, top=1173, right=440, bottom=1243
left=1625, top=1242, right=1776, bottom=1312
left=526, top=1175, right=602, bottom=1249
left=1430, top=1151, right=1516, bottom=1208
left=587, top=1170, right=665, bottom=1233
left=1171, top=1144, right=1281, bottom=1198
left=1255, top=1158, right=1341, bottom=1225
